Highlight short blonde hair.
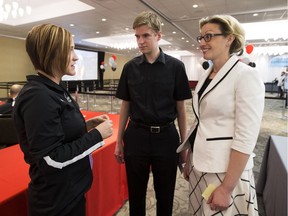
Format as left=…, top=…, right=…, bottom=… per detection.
left=26, top=24, right=72, bottom=77
left=199, top=15, right=245, bottom=55
left=133, top=11, right=162, bottom=33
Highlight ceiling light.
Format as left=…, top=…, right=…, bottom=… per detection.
left=0, top=0, right=94, bottom=26
left=83, top=34, right=171, bottom=50
left=253, top=13, right=259, bottom=16
left=102, top=18, right=107, bottom=22
left=193, top=4, right=198, bottom=8
left=0, top=0, right=32, bottom=21
left=165, top=50, right=194, bottom=58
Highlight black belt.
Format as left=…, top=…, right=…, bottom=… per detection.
left=129, top=119, right=174, bottom=133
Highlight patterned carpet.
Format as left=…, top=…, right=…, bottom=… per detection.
left=76, top=91, right=287, bottom=216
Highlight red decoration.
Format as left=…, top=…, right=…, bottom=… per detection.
left=245, top=44, right=254, bottom=54
left=112, top=54, right=117, bottom=61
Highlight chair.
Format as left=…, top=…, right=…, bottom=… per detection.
left=0, top=114, right=19, bottom=147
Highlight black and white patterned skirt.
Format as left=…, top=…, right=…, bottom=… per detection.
left=187, top=154, right=259, bottom=216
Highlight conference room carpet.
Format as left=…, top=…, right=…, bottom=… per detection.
left=52, top=92, right=288, bottom=216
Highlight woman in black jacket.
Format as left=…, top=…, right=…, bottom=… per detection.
left=13, top=24, right=113, bottom=216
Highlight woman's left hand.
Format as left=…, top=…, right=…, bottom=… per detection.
left=207, top=184, right=231, bottom=211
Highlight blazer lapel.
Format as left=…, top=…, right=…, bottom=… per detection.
left=193, top=69, right=211, bottom=118
left=199, top=56, right=239, bottom=103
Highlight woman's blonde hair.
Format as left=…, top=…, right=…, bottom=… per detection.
left=26, top=24, right=72, bottom=76
left=199, top=15, right=245, bottom=55
left=133, top=11, right=162, bottom=33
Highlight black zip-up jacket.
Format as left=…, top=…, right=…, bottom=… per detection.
left=13, top=74, right=104, bottom=216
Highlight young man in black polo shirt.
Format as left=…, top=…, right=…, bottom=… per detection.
left=114, top=11, right=192, bottom=216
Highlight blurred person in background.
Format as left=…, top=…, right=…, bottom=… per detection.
left=284, top=68, right=288, bottom=107
left=275, top=71, right=286, bottom=97
left=0, top=84, right=23, bottom=114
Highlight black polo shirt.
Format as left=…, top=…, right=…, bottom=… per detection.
left=116, top=48, right=192, bottom=124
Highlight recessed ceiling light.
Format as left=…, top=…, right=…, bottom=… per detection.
left=253, top=13, right=259, bottom=16
left=70, top=24, right=75, bottom=27
left=172, top=31, right=176, bottom=34
left=84, top=34, right=170, bottom=49
left=193, top=4, right=198, bottom=8
left=96, top=31, right=100, bottom=34
left=0, top=0, right=94, bottom=26
left=102, top=18, right=107, bottom=22
left=125, top=27, right=129, bottom=30
left=181, top=37, right=185, bottom=40
left=165, top=50, right=194, bottom=57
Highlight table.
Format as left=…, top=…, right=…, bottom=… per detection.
left=83, top=111, right=128, bottom=216
left=256, top=135, right=287, bottom=216
left=0, top=111, right=128, bottom=216
left=0, top=145, right=29, bottom=215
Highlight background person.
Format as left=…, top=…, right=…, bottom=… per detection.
left=177, top=15, right=264, bottom=215
left=114, top=11, right=192, bottom=216
left=13, top=24, right=113, bottom=216
left=277, top=71, right=286, bottom=97
left=284, top=69, right=288, bottom=107
left=0, top=84, right=23, bottom=114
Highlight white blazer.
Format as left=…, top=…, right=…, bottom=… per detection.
left=177, top=55, right=265, bottom=173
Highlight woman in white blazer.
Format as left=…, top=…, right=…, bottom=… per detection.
left=177, top=15, right=264, bottom=215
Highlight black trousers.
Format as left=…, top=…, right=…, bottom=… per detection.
left=28, top=195, right=86, bottom=216
left=65, top=196, right=86, bottom=216
left=123, top=122, right=180, bottom=216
